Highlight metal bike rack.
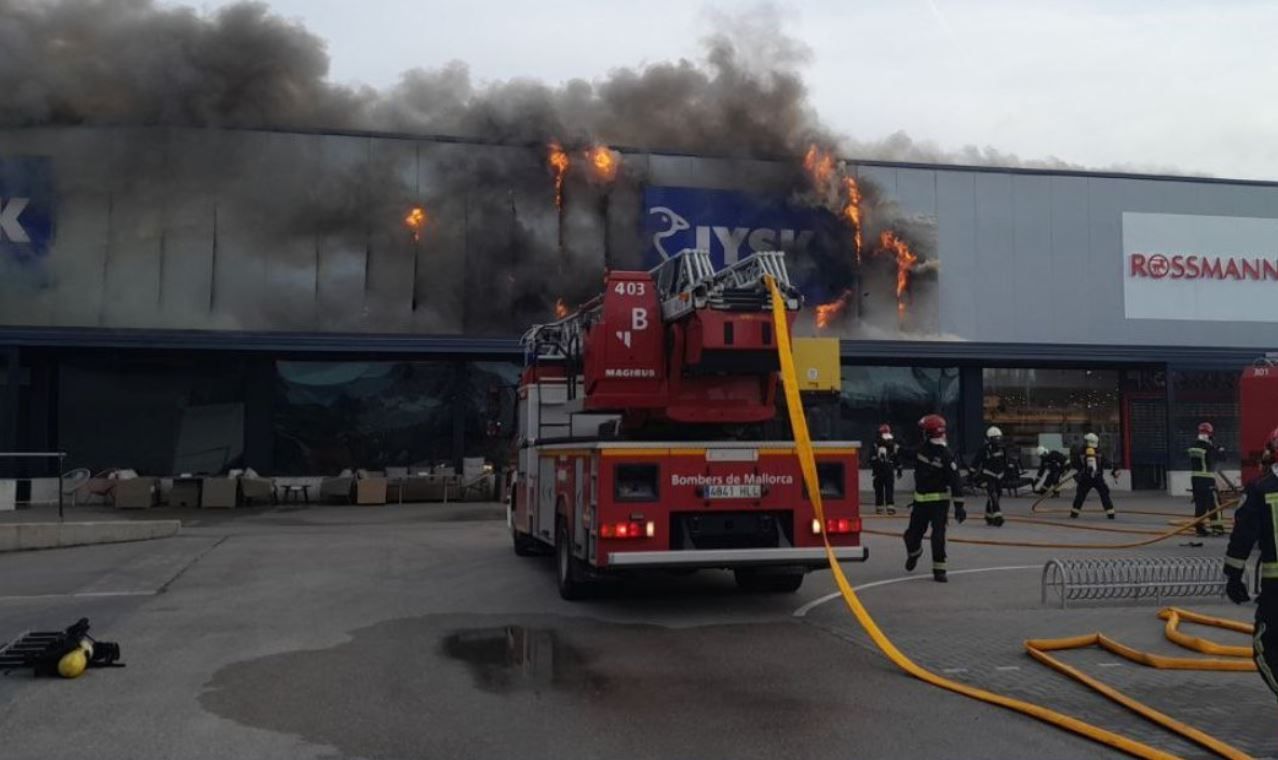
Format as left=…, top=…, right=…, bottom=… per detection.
left=1042, top=556, right=1227, bottom=609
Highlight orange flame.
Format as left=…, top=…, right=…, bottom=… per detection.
left=585, top=145, right=619, bottom=183
left=548, top=141, right=570, bottom=209
left=879, top=231, right=919, bottom=317
left=404, top=206, right=427, bottom=241
left=803, top=145, right=836, bottom=191
left=554, top=297, right=569, bottom=319
left=815, top=290, right=853, bottom=330
left=843, top=177, right=864, bottom=262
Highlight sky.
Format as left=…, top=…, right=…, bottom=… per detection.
left=175, top=0, right=1278, bottom=180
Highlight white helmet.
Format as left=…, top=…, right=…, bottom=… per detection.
left=1035, top=446, right=1048, bottom=457
left=1083, top=433, right=1099, bottom=446
left=986, top=426, right=1003, bottom=440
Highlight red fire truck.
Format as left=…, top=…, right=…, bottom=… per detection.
left=507, top=250, right=866, bottom=599
left=1239, top=355, right=1278, bottom=484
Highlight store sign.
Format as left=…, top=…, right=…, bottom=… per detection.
left=0, top=156, right=56, bottom=262
left=1123, top=212, right=1278, bottom=322
left=643, top=186, right=819, bottom=267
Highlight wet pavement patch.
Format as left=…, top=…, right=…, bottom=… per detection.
left=198, top=614, right=828, bottom=760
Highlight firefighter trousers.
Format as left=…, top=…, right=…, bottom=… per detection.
left=903, top=502, right=948, bottom=571
left=1071, top=477, right=1115, bottom=515
left=873, top=474, right=895, bottom=509
left=982, top=476, right=1003, bottom=522
left=1255, top=595, right=1278, bottom=702
left=1190, top=478, right=1223, bottom=534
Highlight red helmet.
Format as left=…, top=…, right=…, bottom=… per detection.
left=1198, top=422, right=1214, bottom=436
left=878, top=424, right=892, bottom=436
left=1267, top=427, right=1278, bottom=453
left=919, top=414, right=947, bottom=440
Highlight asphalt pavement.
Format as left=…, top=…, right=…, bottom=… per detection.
left=0, top=495, right=1271, bottom=760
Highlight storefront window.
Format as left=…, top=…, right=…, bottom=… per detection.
left=831, top=365, right=961, bottom=454
left=273, top=361, right=457, bottom=475
left=59, top=353, right=248, bottom=475
left=1169, top=370, right=1239, bottom=469
left=983, top=368, right=1122, bottom=466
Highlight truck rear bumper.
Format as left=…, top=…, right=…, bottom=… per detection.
left=607, top=546, right=868, bottom=569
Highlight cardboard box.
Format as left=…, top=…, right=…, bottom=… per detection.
left=200, top=478, right=238, bottom=509
left=354, top=478, right=387, bottom=506
left=113, top=478, right=157, bottom=509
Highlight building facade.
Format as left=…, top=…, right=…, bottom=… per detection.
left=1, top=126, right=1273, bottom=491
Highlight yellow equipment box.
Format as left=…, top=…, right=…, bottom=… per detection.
left=791, top=337, right=841, bottom=392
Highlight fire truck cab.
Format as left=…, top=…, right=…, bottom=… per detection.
left=507, top=250, right=867, bottom=599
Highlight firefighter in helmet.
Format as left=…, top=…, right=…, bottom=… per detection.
left=1187, top=421, right=1226, bottom=536
left=871, top=424, right=903, bottom=515
left=1034, top=446, right=1070, bottom=496
left=1070, top=432, right=1116, bottom=519
left=904, top=414, right=966, bottom=582
left=1223, top=427, right=1278, bottom=702
left=971, top=426, right=1007, bottom=527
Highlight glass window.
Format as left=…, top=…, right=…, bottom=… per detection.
left=983, top=368, right=1122, bottom=466
left=59, top=353, right=248, bottom=475
left=273, top=361, right=456, bottom=476
left=460, top=361, right=522, bottom=465
left=1169, top=370, right=1238, bottom=469
left=827, top=365, right=961, bottom=454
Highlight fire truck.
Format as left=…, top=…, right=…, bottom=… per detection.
left=507, top=249, right=867, bottom=599
left=1239, top=354, right=1278, bottom=484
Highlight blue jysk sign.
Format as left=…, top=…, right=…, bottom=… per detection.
left=0, top=156, right=56, bottom=262
left=643, top=186, right=822, bottom=269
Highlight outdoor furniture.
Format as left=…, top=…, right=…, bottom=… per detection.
left=319, top=469, right=354, bottom=503
left=113, top=477, right=158, bottom=509
left=233, top=468, right=275, bottom=506
left=353, top=470, right=388, bottom=506
left=170, top=477, right=202, bottom=508
left=200, top=477, right=238, bottom=508
left=276, top=484, right=311, bottom=504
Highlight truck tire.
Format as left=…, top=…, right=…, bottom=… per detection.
left=734, top=569, right=804, bottom=593
left=556, top=519, right=590, bottom=600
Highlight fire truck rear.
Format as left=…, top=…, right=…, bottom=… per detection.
left=508, top=250, right=867, bottom=599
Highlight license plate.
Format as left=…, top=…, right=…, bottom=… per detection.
left=706, top=484, right=761, bottom=499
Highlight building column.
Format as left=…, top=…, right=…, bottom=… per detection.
left=243, top=357, right=275, bottom=474
left=959, top=365, right=984, bottom=460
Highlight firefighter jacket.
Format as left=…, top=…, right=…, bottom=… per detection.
left=1037, top=450, right=1068, bottom=477
left=1225, top=467, right=1278, bottom=594
left=1187, top=438, right=1223, bottom=482
left=1070, top=445, right=1109, bottom=482
left=914, top=441, right=965, bottom=505
left=972, top=442, right=1007, bottom=482
left=870, top=436, right=901, bottom=479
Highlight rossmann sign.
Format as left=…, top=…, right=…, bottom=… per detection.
left=1123, top=212, right=1278, bottom=322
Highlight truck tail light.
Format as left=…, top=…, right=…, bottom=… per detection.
left=600, top=521, right=655, bottom=539
left=824, top=518, right=854, bottom=535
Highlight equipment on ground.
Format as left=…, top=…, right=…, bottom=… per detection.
left=1040, top=556, right=1228, bottom=609
left=0, top=618, right=124, bottom=678
left=507, top=250, right=866, bottom=599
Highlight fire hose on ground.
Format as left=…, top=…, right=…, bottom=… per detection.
left=764, top=275, right=1252, bottom=760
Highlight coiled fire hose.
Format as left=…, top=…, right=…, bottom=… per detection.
left=763, top=276, right=1251, bottom=760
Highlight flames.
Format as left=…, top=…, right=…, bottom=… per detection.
left=585, top=145, right=619, bottom=183
left=404, top=206, right=427, bottom=241
left=804, top=145, right=865, bottom=262
left=815, top=290, right=852, bottom=330
left=554, top=297, right=569, bottom=319
left=548, top=141, right=570, bottom=209
left=879, top=231, right=919, bottom=318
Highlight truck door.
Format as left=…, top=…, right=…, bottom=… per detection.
left=538, top=455, right=557, bottom=540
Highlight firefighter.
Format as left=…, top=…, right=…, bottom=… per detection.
left=904, top=414, right=966, bottom=582
left=1223, top=427, right=1278, bottom=703
left=971, top=426, right=1007, bottom=527
left=1034, top=446, right=1070, bottom=496
left=1070, top=432, right=1116, bottom=519
left=1187, top=422, right=1226, bottom=536
left=871, top=424, right=902, bottom=515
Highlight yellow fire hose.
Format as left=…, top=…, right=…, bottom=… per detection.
left=763, top=276, right=1250, bottom=760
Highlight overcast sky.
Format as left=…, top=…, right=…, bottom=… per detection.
left=180, top=0, right=1278, bottom=180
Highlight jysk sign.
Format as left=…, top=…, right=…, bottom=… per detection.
left=0, top=156, right=56, bottom=262
left=643, top=186, right=820, bottom=268
left=1123, top=212, right=1278, bottom=322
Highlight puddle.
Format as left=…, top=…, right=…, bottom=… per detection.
left=440, top=626, right=607, bottom=694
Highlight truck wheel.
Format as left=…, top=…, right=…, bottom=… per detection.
left=734, top=569, right=805, bottom=593
left=556, top=520, right=590, bottom=600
